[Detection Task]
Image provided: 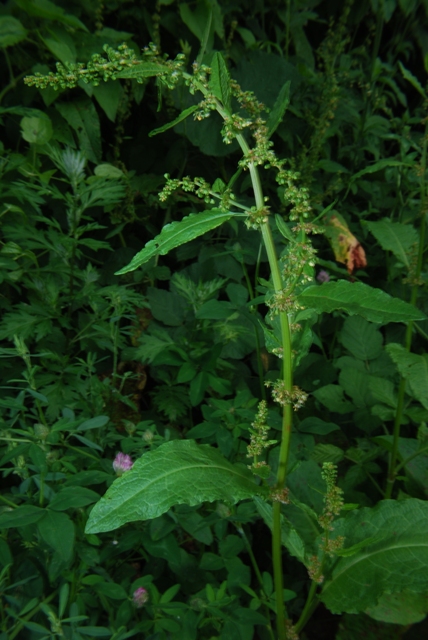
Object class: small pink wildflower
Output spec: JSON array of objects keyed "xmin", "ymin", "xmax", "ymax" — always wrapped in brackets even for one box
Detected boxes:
[
  {"xmin": 113, "ymin": 452, "xmax": 133, "ymax": 476},
  {"xmin": 132, "ymin": 586, "xmax": 149, "ymax": 608},
  {"xmin": 317, "ymin": 270, "xmax": 330, "ymax": 283}
]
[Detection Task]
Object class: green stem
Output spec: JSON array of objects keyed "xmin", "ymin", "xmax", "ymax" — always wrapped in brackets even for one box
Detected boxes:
[
  {"xmin": 385, "ymin": 117, "xmax": 427, "ymax": 498},
  {"xmin": 293, "ymin": 580, "xmax": 319, "ymax": 634},
  {"xmin": 0, "ymin": 494, "xmax": 18, "ymax": 508}
]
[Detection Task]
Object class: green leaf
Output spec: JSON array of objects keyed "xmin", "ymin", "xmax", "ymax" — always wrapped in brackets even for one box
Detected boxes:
[
  {"xmin": 115, "ymin": 209, "xmax": 236, "ymax": 275},
  {"xmin": 37, "ymin": 511, "xmax": 74, "ymax": 562},
  {"xmin": 20, "ymin": 115, "xmax": 53, "ymax": 145},
  {"xmin": 320, "ymin": 499, "xmax": 428, "ymax": 614},
  {"xmin": 115, "ymin": 61, "xmax": 168, "ymax": 80},
  {"xmin": 0, "ymin": 505, "xmax": 45, "ymax": 528},
  {"xmin": 350, "ymin": 159, "xmax": 407, "ymax": 183},
  {"xmin": 94, "ymin": 164, "xmax": 124, "ymax": 178},
  {"xmin": 298, "ymin": 281, "xmax": 425, "ymax": 324},
  {"xmin": 254, "ymin": 497, "xmax": 306, "ymax": 563},
  {"xmin": 313, "ymin": 384, "xmax": 355, "ymax": 414},
  {"xmin": 85, "ymin": 440, "xmax": 261, "ymax": 533},
  {"xmin": 398, "ymin": 61, "xmax": 426, "ymax": 98},
  {"xmin": 365, "ymin": 219, "xmax": 418, "ymax": 269},
  {"xmin": 0, "ymin": 16, "xmax": 27, "ymax": 47},
  {"xmin": 56, "ymin": 99, "xmax": 101, "ymax": 164},
  {"xmin": 149, "ymin": 104, "xmax": 199, "ymax": 137},
  {"xmin": 267, "ymin": 81, "xmax": 290, "ymax": 138},
  {"xmin": 15, "ymin": 0, "xmax": 88, "ymax": 31},
  {"xmin": 210, "ymin": 52, "xmax": 231, "ymax": 111},
  {"xmin": 365, "ymin": 589, "xmax": 428, "ymax": 625},
  {"xmin": 77, "ymin": 415, "xmax": 110, "ymax": 431},
  {"xmin": 386, "ymin": 344, "xmax": 428, "ymax": 409},
  {"xmin": 92, "ymin": 582, "xmax": 128, "ymax": 600},
  {"xmin": 340, "ymin": 316, "xmax": 383, "ymax": 360},
  {"xmin": 49, "ymin": 487, "xmax": 99, "ymax": 511},
  {"xmin": 298, "ymin": 417, "xmax": 340, "ymax": 435},
  {"xmin": 93, "ymin": 81, "xmax": 122, "ymax": 122},
  {"xmin": 310, "ymin": 443, "xmax": 344, "ymax": 464}
]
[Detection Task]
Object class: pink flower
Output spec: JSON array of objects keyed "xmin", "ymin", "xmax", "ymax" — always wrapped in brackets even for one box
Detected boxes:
[
  {"xmin": 317, "ymin": 270, "xmax": 330, "ymax": 283},
  {"xmin": 113, "ymin": 452, "xmax": 133, "ymax": 476},
  {"xmin": 132, "ymin": 586, "xmax": 149, "ymax": 608}
]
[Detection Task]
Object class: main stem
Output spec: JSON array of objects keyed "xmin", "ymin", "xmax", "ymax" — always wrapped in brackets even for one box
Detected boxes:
[
  {"xmin": 185, "ymin": 76, "xmax": 295, "ymax": 639},
  {"xmin": 235, "ymin": 133, "xmax": 293, "ymax": 640}
]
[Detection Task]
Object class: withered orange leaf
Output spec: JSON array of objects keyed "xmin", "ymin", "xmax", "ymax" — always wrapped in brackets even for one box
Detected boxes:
[{"xmin": 324, "ymin": 211, "xmax": 367, "ymax": 274}]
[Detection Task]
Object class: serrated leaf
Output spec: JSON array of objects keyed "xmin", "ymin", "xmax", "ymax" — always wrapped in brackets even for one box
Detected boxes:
[
  {"xmin": 398, "ymin": 61, "xmax": 426, "ymax": 97},
  {"xmin": 114, "ymin": 62, "xmax": 168, "ymax": 80},
  {"xmin": 310, "ymin": 443, "xmax": 344, "ymax": 464},
  {"xmin": 366, "ymin": 218, "xmax": 418, "ymax": 269},
  {"xmin": 340, "ymin": 316, "xmax": 383, "ymax": 360},
  {"xmin": 312, "ymin": 384, "xmax": 355, "ymax": 414},
  {"xmin": 320, "ymin": 499, "xmax": 428, "ymax": 614},
  {"xmin": 350, "ymin": 159, "xmax": 406, "ymax": 183},
  {"xmin": 149, "ymin": 104, "xmax": 200, "ymax": 137},
  {"xmin": 267, "ymin": 80, "xmax": 290, "ymax": 138},
  {"xmin": 0, "ymin": 16, "xmax": 27, "ymax": 47},
  {"xmin": 298, "ymin": 281, "xmax": 426, "ymax": 324},
  {"xmin": 209, "ymin": 52, "xmax": 231, "ymax": 110},
  {"xmin": 115, "ymin": 209, "xmax": 236, "ymax": 275},
  {"xmin": 386, "ymin": 343, "xmax": 428, "ymax": 409},
  {"xmin": 85, "ymin": 440, "xmax": 261, "ymax": 533}
]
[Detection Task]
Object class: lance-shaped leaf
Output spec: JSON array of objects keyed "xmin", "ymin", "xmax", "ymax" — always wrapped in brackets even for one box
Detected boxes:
[
  {"xmin": 298, "ymin": 281, "xmax": 426, "ymax": 324},
  {"xmin": 115, "ymin": 62, "xmax": 168, "ymax": 80},
  {"xmin": 210, "ymin": 52, "xmax": 231, "ymax": 111},
  {"xmin": 267, "ymin": 81, "xmax": 290, "ymax": 139},
  {"xmin": 85, "ymin": 440, "xmax": 262, "ymax": 533},
  {"xmin": 149, "ymin": 104, "xmax": 200, "ymax": 137},
  {"xmin": 320, "ymin": 499, "xmax": 428, "ymax": 614},
  {"xmin": 115, "ymin": 209, "xmax": 236, "ymax": 275},
  {"xmin": 366, "ymin": 218, "xmax": 418, "ymax": 270},
  {"xmin": 386, "ymin": 343, "xmax": 428, "ymax": 409}
]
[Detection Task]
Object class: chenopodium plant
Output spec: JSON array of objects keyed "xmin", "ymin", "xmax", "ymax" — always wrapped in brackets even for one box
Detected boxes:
[{"xmin": 26, "ymin": 44, "xmax": 428, "ymax": 638}]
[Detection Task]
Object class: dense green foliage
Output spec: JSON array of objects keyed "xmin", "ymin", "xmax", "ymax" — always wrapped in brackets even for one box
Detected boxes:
[{"xmin": 1, "ymin": 1, "xmax": 428, "ymax": 639}]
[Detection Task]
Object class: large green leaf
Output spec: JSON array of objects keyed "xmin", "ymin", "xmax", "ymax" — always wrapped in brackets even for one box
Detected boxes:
[
  {"xmin": 115, "ymin": 209, "xmax": 237, "ymax": 275},
  {"xmin": 299, "ymin": 281, "xmax": 425, "ymax": 324},
  {"xmin": 0, "ymin": 16, "xmax": 27, "ymax": 47},
  {"xmin": 386, "ymin": 343, "xmax": 428, "ymax": 409},
  {"xmin": 85, "ymin": 440, "xmax": 261, "ymax": 534},
  {"xmin": 340, "ymin": 316, "xmax": 383, "ymax": 360},
  {"xmin": 320, "ymin": 499, "xmax": 428, "ymax": 614},
  {"xmin": 366, "ymin": 219, "xmax": 418, "ymax": 269}
]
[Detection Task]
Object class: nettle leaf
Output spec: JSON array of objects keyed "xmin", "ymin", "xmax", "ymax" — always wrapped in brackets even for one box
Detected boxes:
[
  {"xmin": 267, "ymin": 80, "xmax": 290, "ymax": 138},
  {"xmin": 365, "ymin": 218, "xmax": 418, "ymax": 269},
  {"xmin": 320, "ymin": 499, "xmax": 428, "ymax": 614},
  {"xmin": 149, "ymin": 104, "xmax": 199, "ymax": 137},
  {"xmin": 299, "ymin": 281, "xmax": 426, "ymax": 324},
  {"xmin": 210, "ymin": 52, "xmax": 231, "ymax": 111},
  {"xmin": 115, "ymin": 61, "xmax": 168, "ymax": 80},
  {"xmin": 386, "ymin": 343, "xmax": 428, "ymax": 409},
  {"xmin": 340, "ymin": 316, "xmax": 383, "ymax": 361},
  {"xmin": 85, "ymin": 440, "xmax": 262, "ymax": 534},
  {"xmin": 115, "ymin": 209, "xmax": 237, "ymax": 275},
  {"xmin": 0, "ymin": 16, "xmax": 27, "ymax": 47}
]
